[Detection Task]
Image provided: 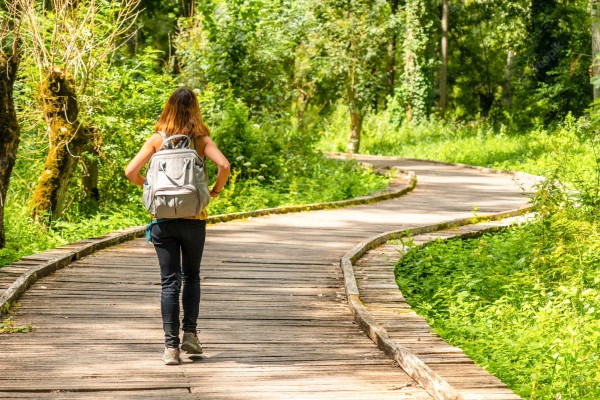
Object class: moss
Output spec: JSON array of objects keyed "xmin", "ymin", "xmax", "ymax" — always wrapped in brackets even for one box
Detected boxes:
[
  {"xmin": 32, "ymin": 67, "xmax": 87, "ymax": 221},
  {"xmin": 40, "ymin": 67, "xmax": 78, "ymax": 121}
]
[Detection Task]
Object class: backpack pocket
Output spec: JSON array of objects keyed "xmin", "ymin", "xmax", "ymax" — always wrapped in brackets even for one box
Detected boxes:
[
  {"xmin": 143, "ymin": 183, "xmax": 155, "ymax": 215},
  {"xmin": 154, "ymin": 187, "xmax": 199, "ymax": 218},
  {"xmin": 193, "ymin": 165, "xmax": 211, "ymax": 214}
]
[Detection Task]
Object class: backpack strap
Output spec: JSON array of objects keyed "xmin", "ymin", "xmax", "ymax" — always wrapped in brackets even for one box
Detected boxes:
[
  {"xmin": 157, "ymin": 131, "xmax": 170, "ymax": 150},
  {"xmin": 190, "ymin": 135, "xmax": 206, "ymax": 161}
]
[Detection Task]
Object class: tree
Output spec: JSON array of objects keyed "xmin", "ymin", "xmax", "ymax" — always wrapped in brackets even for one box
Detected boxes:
[
  {"xmin": 310, "ymin": 0, "xmax": 391, "ymax": 153},
  {"xmin": 394, "ymin": 0, "xmax": 433, "ymax": 123},
  {"xmin": 592, "ymin": 0, "xmax": 600, "ymax": 99},
  {"xmin": 439, "ymin": 0, "xmax": 448, "ymax": 118},
  {"xmin": 19, "ymin": 0, "xmax": 140, "ymax": 221},
  {"xmin": 177, "ymin": 0, "xmax": 300, "ymax": 115},
  {"xmin": 0, "ymin": 0, "xmax": 22, "ymax": 248}
]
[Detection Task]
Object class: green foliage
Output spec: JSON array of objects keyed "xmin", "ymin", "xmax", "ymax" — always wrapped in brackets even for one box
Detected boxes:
[
  {"xmin": 176, "ymin": 0, "xmax": 301, "ymax": 114},
  {"xmin": 320, "ymin": 105, "xmax": 594, "ymax": 180},
  {"xmin": 196, "ymin": 87, "xmax": 389, "ymax": 214},
  {"xmin": 0, "ymin": 317, "xmax": 34, "ymax": 334},
  {"xmin": 396, "ymin": 218, "xmax": 600, "ymax": 399},
  {"xmin": 386, "ymin": 112, "xmax": 600, "ymax": 398},
  {"xmin": 134, "ymin": 0, "xmax": 192, "ymax": 57},
  {"xmin": 309, "ymin": 0, "xmax": 392, "ymax": 110}
]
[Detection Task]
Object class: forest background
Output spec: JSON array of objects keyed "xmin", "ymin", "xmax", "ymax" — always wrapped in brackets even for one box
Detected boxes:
[{"xmin": 0, "ymin": 0, "xmax": 599, "ymax": 399}]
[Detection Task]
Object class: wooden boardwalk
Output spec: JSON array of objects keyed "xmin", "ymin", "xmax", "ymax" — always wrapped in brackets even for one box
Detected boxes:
[
  {"xmin": 355, "ymin": 215, "xmax": 534, "ymax": 400},
  {"xmin": 0, "ymin": 157, "xmax": 535, "ymax": 399}
]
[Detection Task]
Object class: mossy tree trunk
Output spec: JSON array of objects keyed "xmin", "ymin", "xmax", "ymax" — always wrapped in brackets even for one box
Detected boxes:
[
  {"xmin": 0, "ymin": 52, "xmax": 20, "ymax": 249},
  {"xmin": 31, "ymin": 67, "xmax": 88, "ymax": 222}
]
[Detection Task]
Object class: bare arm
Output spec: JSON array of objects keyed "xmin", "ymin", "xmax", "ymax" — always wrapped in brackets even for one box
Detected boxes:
[
  {"xmin": 124, "ymin": 135, "xmax": 160, "ymax": 186},
  {"xmin": 203, "ymin": 137, "xmax": 230, "ymax": 198}
]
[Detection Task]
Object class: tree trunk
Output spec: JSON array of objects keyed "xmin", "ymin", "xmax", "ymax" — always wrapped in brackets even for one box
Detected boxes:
[
  {"xmin": 82, "ymin": 140, "xmax": 100, "ymax": 204},
  {"xmin": 504, "ymin": 49, "xmax": 515, "ymax": 106},
  {"xmin": 405, "ymin": 47, "xmax": 415, "ymax": 122},
  {"xmin": 439, "ymin": 0, "xmax": 448, "ymax": 118},
  {"xmin": 296, "ymin": 88, "xmax": 311, "ymax": 132},
  {"xmin": 31, "ymin": 67, "xmax": 87, "ymax": 222},
  {"xmin": 592, "ymin": 0, "xmax": 600, "ymax": 99},
  {"xmin": 386, "ymin": 0, "xmax": 400, "ymax": 99},
  {"xmin": 0, "ymin": 52, "xmax": 20, "ymax": 249},
  {"xmin": 345, "ymin": 61, "xmax": 362, "ymax": 154},
  {"xmin": 347, "ymin": 109, "xmax": 362, "ymax": 154}
]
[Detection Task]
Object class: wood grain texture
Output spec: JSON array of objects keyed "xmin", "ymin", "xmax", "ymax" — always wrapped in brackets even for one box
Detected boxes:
[{"xmin": 0, "ymin": 157, "xmax": 536, "ymax": 399}]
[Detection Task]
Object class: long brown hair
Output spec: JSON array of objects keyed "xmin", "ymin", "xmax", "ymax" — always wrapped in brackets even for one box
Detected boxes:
[{"xmin": 155, "ymin": 88, "xmax": 210, "ymax": 137}]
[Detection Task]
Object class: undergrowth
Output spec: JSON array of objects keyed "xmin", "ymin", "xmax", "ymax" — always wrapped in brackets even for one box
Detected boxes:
[
  {"xmin": 318, "ymin": 104, "xmax": 591, "ymax": 181},
  {"xmin": 370, "ymin": 109, "xmax": 600, "ymax": 399},
  {"xmin": 396, "ymin": 215, "xmax": 600, "ymax": 399}
]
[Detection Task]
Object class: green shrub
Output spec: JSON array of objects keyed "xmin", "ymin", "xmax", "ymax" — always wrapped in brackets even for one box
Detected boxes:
[
  {"xmin": 396, "ymin": 215, "xmax": 600, "ymax": 399},
  {"xmin": 1, "ymin": 52, "xmax": 388, "ymax": 268}
]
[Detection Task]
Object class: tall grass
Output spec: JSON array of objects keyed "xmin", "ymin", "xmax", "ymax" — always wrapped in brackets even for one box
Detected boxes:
[{"xmin": 318, "ymin": 104, "xmax": 594, "ymax": 181}]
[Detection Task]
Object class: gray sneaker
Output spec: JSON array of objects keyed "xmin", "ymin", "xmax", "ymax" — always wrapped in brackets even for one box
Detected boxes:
[
  {"xmin": 162, "ymin": 347, "xmax": 181, "ymax": 365},
  {"xmin": 181, "ymin": 331, "xmax": 203, "ymax": 354}
]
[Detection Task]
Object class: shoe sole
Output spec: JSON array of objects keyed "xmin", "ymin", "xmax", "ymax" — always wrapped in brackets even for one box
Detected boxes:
[
  {"xmin": 163, "ymin": 357, "xmax": 181, "ymax": 365},
  {"xmin": 181, "ymin": 343, "xmax": 203, "ymax": 354}
]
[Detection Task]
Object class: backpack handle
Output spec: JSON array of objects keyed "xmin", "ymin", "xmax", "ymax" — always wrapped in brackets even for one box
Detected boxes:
[
  {"xmin": 157, "ymin": 132, "xmax": 191, "ymax": 150},
  {"xmin": 158, "ymin": 158, "xmax": 191, "ymax": 185}
]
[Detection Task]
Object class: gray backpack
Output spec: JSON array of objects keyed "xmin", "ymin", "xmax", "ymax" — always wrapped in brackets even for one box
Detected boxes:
[{"xmin": 143, "ymin": 132, "xmax": 210, "ymax": 218}]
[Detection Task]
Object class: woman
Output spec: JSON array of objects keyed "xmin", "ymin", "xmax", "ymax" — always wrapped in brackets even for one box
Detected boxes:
[{"xmin": 125, "ymin": 88, "xmax": 230, "ymax": 365}]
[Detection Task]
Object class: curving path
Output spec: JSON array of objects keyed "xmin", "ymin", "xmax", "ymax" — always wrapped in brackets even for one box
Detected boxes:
[{"xmin": 0, "ymin": 157, "xmax": 536, "ymax": 399}]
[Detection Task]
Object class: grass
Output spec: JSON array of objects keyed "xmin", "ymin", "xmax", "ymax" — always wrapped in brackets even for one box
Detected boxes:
[
  {"xmin": 0, "ymin": 316, "xmax": 34, "ymax": 334},
  {"xmin": 318, "ymin": 106, "xmax": 594, "ymax": 181}
]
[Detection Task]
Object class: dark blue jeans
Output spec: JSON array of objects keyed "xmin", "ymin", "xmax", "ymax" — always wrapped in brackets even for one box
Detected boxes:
[{"xmin": 151, "ymin": 219, "xmax": 206, "ymax": 348}]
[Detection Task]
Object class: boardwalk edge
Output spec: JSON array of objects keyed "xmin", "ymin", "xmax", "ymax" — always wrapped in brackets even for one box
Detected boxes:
[
  {"xmin": 340, "ymin": 206, "xmax": 535, "ymax": 400},
  {"xmin": 0, "ymin": 163, "xmax": 416, "ymax": 317}
]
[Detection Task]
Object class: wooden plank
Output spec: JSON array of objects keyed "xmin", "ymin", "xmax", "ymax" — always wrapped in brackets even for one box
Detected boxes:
[
  {"xmin": 0, "ymin": 157, "xmax": 536, "ymax": 399},
  {"xmin": 354, "ymin": 218, "xmax": 526, "ymax": 399}
]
